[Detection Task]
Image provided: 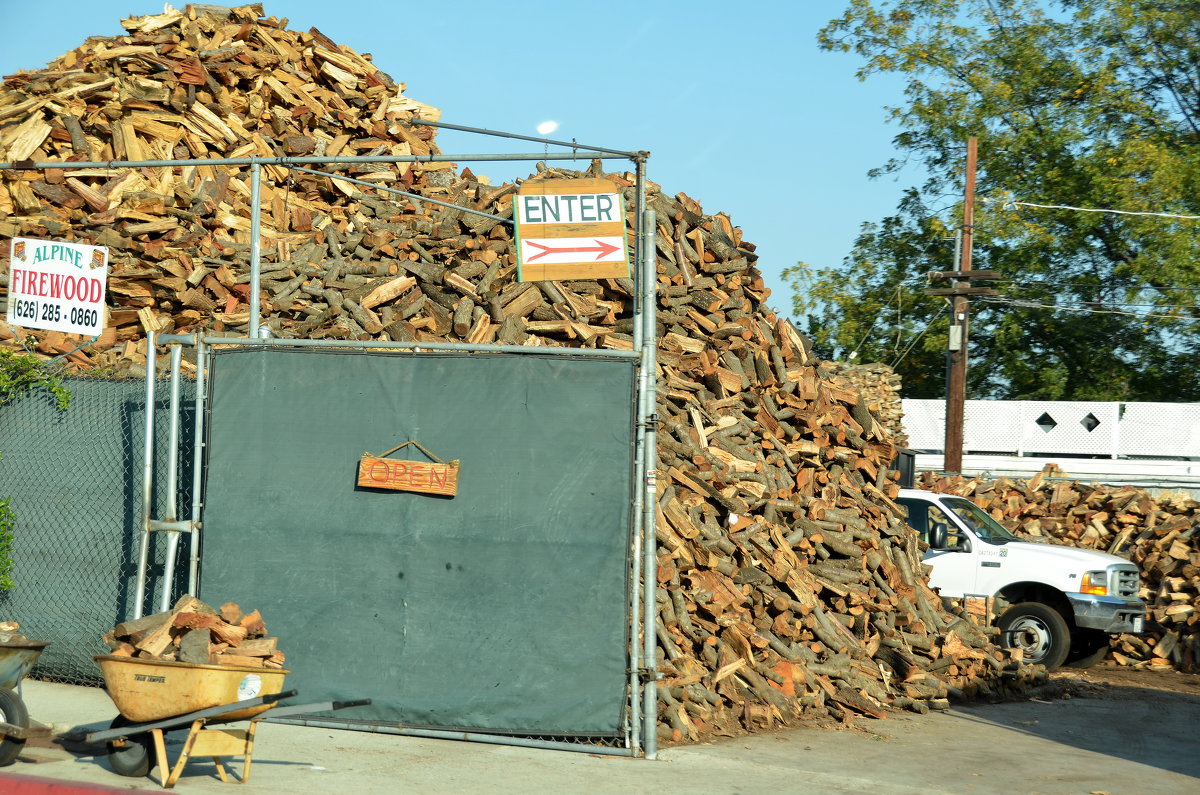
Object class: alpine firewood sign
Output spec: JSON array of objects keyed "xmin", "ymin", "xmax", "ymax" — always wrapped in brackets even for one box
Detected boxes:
[
  {"xmin": 514, "ymin": 178, "xmax": 630, "ymax": 282},
  {"xmin": 5, "ymin": 236, "xmax": 109, "ymax": 336}
]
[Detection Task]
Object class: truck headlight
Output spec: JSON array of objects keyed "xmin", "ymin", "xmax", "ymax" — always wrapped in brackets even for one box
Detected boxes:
[{"xmin": 1081, "ymin": 570, "xmax": 1108, "ymax": 596}]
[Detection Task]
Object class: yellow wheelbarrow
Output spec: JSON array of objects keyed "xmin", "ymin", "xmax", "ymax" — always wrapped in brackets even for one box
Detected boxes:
[
  {"xmin": 0, "ymin": 639, "xmax": 51, "ymax": 766},
  {"xmin": 86, "ymin": 655, "xmax": 368, "ymax": 788}
]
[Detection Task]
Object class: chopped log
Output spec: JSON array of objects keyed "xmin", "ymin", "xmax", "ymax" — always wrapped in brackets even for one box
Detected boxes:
[
  {"xmin": 105, "ymin": 594, "xmax": 283, "ymax": 671},
  {"xmin": 219, "ymin": 601, "xmax": 244, "ymax": 625},
  {"xmin": 178, "ymin": 629, "xmax": 213, "ymax": 664}
]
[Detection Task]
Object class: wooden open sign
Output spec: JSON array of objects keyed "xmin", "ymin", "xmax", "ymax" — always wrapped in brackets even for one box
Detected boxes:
[{"xmin": 357, "ymin": 441, "xmax": 459, "ymax": 497}]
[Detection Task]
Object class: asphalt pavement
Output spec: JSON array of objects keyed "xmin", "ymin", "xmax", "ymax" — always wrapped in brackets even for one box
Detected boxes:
[{"xmin": 1, "ymin": 679, "xmax": 1196, "ymax": 794}]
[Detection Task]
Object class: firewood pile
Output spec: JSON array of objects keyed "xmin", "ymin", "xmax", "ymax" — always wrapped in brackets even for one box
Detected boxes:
[
  {"xmin": 0, "ymin": 5, "xmax": 1053, "ymax": 741},
  {"xmin": 649, "ymin": 332, "xmax": 1056, "ymax": 741},
  {"xmin": 0, "ymin": 3, "xmax": 444, "ymax": 366},
  {"xmin": 827, "ymin": 362, "xmax": 907, "ymax": 448},
  {"xmin": 102, "ymin": 594, "xmax": 284, "ymax": 668},
  {"xmin": 918, "ymin": 470, "xmax": 1200, "ymax": 673}
]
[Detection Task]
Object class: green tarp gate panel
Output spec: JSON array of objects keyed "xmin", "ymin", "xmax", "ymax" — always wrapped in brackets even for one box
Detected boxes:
[{"xmin": 200, "ymin": 347, "xmax": 636, "ymax": 736}]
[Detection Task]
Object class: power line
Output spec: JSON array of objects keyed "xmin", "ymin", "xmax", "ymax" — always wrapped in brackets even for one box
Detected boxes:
[
  {"xmin": 888, "ymin": 307, "xmax": 947, "ymax": 369},
  {"xmin": 1045, "ymin": 301, "xmax": 1199, "ymax": 309},
  {"xmin": 989, "ymin": 198, "xmax": 1200, "ymax": 221},
  {"xmin": 1016, "ymin": 281, "xmax": 1200, "ymax": 291},
  {"xmin": 847, "ymin": 314, "xmax": 882, "ymax": 360},
  {"xmin": 980, "ymin": 296, "xmax": 1194, "ymax": 321}
]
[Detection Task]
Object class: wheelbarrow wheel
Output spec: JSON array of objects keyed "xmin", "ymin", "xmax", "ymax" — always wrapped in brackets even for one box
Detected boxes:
[
  {"xmin": 0, "ymin": 688, "xmax": 29, "ymax": 766},
  {"xmin": 105, "ymin": 715, "xmax": 156, "ymax": 778}
]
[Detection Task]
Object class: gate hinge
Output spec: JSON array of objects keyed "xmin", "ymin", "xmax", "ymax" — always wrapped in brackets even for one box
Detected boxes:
[
  {"xmin": 641, "ymin": 413, "xmax": 660, "ymax": 431},
  {"xmin": 631, "ymin": 667, "xmax": 660, "ymax": 682}
]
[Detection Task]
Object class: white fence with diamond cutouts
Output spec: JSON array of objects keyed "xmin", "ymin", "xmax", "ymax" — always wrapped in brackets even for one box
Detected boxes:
[{"xmin": 902, "ymin": 400, "xmax": 1200, "ymax": 460}]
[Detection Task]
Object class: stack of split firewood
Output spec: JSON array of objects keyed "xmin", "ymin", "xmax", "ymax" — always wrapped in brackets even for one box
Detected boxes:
[
  {"xmin": 827, "ymin": 362, "xmax": 907, "ymax": 448},
  {"xmin": 649, "ymin": 335, "xmax": 1051, "ymax": 741},
  {"xmin": 919, "ymin": 470, "xmax": 1200, "ymax": 673},
  {"xmin": 0, "ymin": 5, "xmax": 1053, "ymax": 742},
  {"xmin": 0, "ymin": 3, "xmax": 443, "ymax": 366},
  {"xmin": 102, "ymin": 594, "xmax": 284, "ymax": 669}
]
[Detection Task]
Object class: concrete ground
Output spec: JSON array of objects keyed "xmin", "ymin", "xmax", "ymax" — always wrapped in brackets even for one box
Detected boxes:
[{"xmin": 1, "ymin": 676, "xmax": 1197, "ymax": 794}]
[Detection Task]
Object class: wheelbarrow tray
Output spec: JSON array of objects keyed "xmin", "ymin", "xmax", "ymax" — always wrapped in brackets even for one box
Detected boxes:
[
  {"xmin": 0, "ymin": 641, "xmax": 50, "ymax": 691},
  {"xmin": 95, "ymin": 655, "xmax": 290, "ymax": 723}
]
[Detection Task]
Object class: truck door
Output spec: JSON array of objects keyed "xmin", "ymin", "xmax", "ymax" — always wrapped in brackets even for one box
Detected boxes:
[
  {"xmin": 936, "ymin": 495, "xmax": 1023, "ymax": 598},
  {"xmin": 898, "ymin": 497, "xmax": 978, "ymax": 597}
]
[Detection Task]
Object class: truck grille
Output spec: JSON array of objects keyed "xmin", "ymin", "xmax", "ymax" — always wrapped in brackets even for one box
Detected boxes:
[{"xmin": 1111, "ymin": 566, "xmax": 1140, "ymax": 600}]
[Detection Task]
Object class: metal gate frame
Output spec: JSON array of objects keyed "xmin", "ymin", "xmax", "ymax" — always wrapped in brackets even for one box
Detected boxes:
[
  {"xmin": 5, "ymin": 125, "xmax": 664, "ymax": 757},
  {"xmin": 151, "ymin": 334, "xmax": 640, "ymax": 751}
]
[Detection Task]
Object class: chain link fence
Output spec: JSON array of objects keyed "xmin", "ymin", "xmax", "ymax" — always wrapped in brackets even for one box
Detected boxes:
[{"xmin": 0, "ymin": 373, "xmax": 194, "ymax": 685}]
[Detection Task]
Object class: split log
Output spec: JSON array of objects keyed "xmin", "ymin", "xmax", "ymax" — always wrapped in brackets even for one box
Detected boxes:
[{"xmin": 105, "ymin": 594, "xmax": 283, "ymax": 667}]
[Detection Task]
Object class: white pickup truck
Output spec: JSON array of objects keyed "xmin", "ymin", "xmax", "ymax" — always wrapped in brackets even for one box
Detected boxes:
[{"xmin": 895, "ymin": 488, "xmax": 1145, "ymax": 670}]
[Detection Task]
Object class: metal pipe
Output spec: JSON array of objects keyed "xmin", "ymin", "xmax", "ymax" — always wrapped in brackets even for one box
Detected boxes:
[
  {"xmin": 249, "ymin": 163, "xmax": 262, "ymax": 338},
  {"xmin": 632, "ymin": 162, "xmax": 647, "ymax": 351},
  {"xmin": 627, "ymin": 156, "xmax": 648, "ymax": 754},
  {"xmin": 184, "ymin": 336, "xmax": 638, "ymax": 359},
  {"xmin": 0, "ymin": 153, "xmax": 629, "ymax": 171},
  {"xmin": 266, "ymin": 718, "xmax": 635, "ymax": 756},
  {"xmin": 409, "ymin": 119, "xmax": 643, "ymax": 159},
  {"xmin": 159, "ymin": 344, "xmax": 184, "ymax": 612},
  {"xmin": 290, "ymin": 166, "xmax": 512, "ymax": 224},
  {"xmin": 639, "ymin": 208, "xmax": 659, "ymax": 759},
  {"xmin": 165, "ymin": 345, "xmax": 182, "ymax": 523},
  {"xmin": 133, "ymin": 332, "xmax": 158, "ymax": 620},
  {"xmin": 188, "ymin": 339, "xmax": 207, "ymax": 595}
]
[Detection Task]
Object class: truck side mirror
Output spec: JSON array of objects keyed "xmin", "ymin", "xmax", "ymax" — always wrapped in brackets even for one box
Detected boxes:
[{"xmin": 929, "ymin": 522, "xmax": 949, "ymax": 549}]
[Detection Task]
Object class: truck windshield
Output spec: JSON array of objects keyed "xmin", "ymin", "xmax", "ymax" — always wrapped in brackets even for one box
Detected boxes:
[{"xmin": 942, "ymin": 496, "xmax": 1021, "ymax": 544}]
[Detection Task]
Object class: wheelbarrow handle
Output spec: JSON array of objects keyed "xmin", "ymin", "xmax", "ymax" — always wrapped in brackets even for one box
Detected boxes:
[
  {"xmin": 82, "ymin": 689, "xmax": 299, "ymax": 743},
  {"xmin": 252, "ymin": 697, "xmax": 372, "ymax": 721}
]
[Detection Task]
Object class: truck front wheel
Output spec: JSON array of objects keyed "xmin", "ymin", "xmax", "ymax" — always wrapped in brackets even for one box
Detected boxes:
[{"xmin": 997, "ymin": 602, "xmax": 1071, "ymax": 670}]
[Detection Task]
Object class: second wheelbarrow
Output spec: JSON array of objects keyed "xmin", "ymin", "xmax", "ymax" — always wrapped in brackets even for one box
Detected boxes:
[{"xmin": 0, "ymin": 639, "xmax": 52, "ymax": 766}]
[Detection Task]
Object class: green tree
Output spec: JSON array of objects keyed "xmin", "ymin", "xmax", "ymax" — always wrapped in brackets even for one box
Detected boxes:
[{"xmin": 792, "ymin": 0, "xmax": 1200, "ymax": 400}]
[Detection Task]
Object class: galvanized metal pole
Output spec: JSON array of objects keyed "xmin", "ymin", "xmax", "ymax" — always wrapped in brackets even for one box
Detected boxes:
[
  {"xmin": 0, "ymin": 153, "xmax": 629, "ymax": 171},
  {"xmin": 133, "ymin": 333, "xmax": 158, "ymax": 620},
  {"xmin": 188, "ymin": 339, "xmax": 207, "ymax": 595},
  {"xmin": 249, "ymin": 162, "xmax": 262, "ymax": 338},
  {"xmin": 633, "ymin": 163, "xmax": 647, "ymax": 351},
  {"xmin": 409, "ymin": 119, "xmax": 642, "ymax": 159},
  {"xmin": 640, "ymin": 208, "xmax": 659, "ymax": 759},
  {"xmin": 628, "ymin": 156, "xmax": 648, "ymax": 754},
  {"xmin": 159, "ymin": 344, "xmax": 184, "ymax": 612},
  {"xmin": 166, "ymin": 335, "xmax": 638, "ymax": 359},
  {"xmin": 269, "ymin": 718, "xmax": 637, "ymax": 756}
]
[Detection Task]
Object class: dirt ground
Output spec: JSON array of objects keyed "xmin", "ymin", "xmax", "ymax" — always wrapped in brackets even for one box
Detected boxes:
[{"xmin": 1051, "ymin": 663, "xmax": 1200, "ymax": 699}]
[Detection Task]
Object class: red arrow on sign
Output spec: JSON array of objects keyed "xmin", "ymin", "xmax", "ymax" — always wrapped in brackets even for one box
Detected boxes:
[{"xmin": 524, "ymin": 239, "xmax": 620, "ymax": 262}]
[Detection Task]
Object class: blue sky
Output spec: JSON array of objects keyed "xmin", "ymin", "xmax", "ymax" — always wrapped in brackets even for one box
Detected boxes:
[{"xmin": 0, "ymin": 1, "xmax": 918, "ymax": 321}]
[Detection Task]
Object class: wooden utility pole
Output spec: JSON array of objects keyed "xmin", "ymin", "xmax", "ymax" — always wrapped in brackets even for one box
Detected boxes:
[
  {"xmin": 925, "ymin": 138, "xmax": 1006, "ymax": 475},
  {"xmin": 923, "ymin": 138, "xmax": 1003, "ymax": 475},
  {"xmin": 945, "ymin": 138, "xmax": 976, "ymax": 474}
]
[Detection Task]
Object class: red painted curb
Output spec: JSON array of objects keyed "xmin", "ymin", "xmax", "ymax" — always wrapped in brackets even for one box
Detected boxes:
[{"xmin": 0, "ymin": 771, "xmax": 167, "ymax": 793}]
